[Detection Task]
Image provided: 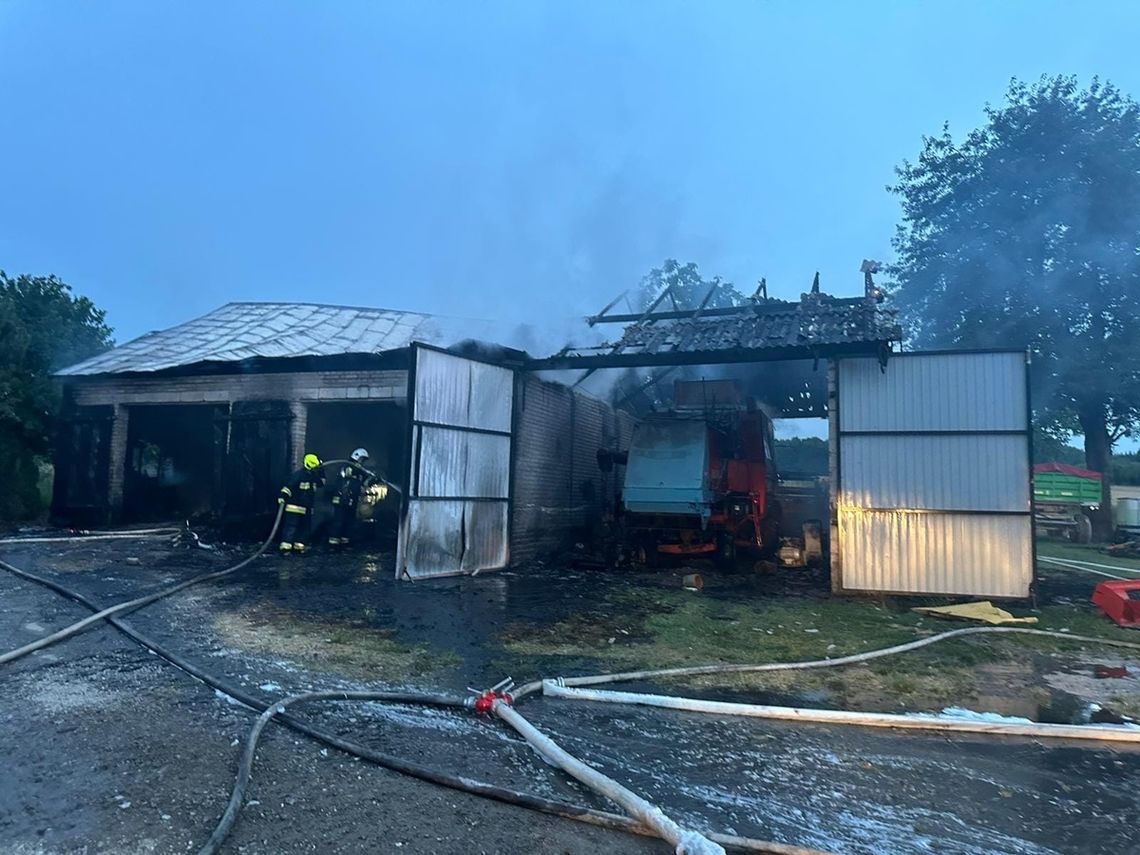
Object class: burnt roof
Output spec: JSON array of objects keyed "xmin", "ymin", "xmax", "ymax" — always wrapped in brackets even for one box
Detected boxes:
[{"xmin": 528, "ymin": 291, "xmax": 902, "ymax": 370}]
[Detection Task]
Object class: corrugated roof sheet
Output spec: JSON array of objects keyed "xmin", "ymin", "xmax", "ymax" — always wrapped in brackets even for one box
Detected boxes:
[
  {"xmin": 608, "ymin": 294, "xmax": 900, "ymax": 356},
  {"xmin": 58, "ymin": 302, "xmax": 504, "ymax": 376}
]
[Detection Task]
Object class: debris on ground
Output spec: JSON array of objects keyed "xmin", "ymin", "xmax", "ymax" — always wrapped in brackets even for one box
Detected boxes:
[
  {"xmin": 1094, "ymin": 665, "xmax": 1129, "ymax": 679},
  {"xmin": 1091, "ymin": 579, "xmax": 1140, "ymax": 628},
  {"xmin": 1104, "ymin": 540, "xmax": 1140, "ymax": 557},
  {"xmin": 911, "ymin": 601, "xmax": 1038, "ymax": 626}
]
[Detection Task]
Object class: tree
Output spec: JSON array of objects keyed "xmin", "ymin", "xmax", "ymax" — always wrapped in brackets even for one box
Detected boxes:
[
  {"xmin": 612, "ymin": 260, "xmax": 746, "ymax": 412},
  {"xmin": 889, "ymin": 76, "xmax": 1140, "ymax": 536},
  {"xmin": 0, "ymin": 273, "xmax": 113, "ymax": 519},
  {"xmin": 633, "ymin": 259, "xmax": 746, "ymax": 312}
]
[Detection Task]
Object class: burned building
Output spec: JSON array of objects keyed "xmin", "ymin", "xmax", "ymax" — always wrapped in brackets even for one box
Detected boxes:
[
  {"xmin": 535, "ymin": 281, "xmax": 1036, "ymax": 600},
  {"xmin": 53, "ymin": 285, "xmax": 1036, "ymax": 600},
  {"xmin": 52, "ymin": 302, "xmax": 631, "ymax": 577}
]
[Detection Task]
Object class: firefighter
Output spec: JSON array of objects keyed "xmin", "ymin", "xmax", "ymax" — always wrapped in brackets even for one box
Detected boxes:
[
  {"xmin": 278, "ymin": 453, "xmax": 325, "ymax": 554},
  {"xmin": 328, "ymin": 447, "xmax": 374, "ymax": 547}
]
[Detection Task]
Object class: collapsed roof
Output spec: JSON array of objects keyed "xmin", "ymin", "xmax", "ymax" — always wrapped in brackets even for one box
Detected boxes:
[{"xmin": 530, "ymin": 289, "xmax": 903, "ymax": 370}]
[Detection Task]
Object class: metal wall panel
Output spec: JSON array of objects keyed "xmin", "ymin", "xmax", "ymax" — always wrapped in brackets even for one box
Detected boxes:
[
  {"xmin": 399, "ymin": 346, "xmax": 514, "ymax": 579},
  {"xmin": 413, "ymin": 348, "xmax": 512, "ymax": 432},
  {"xmin": 416, "ymin": 427, "xmax": 511, "ymax": 499},
  {"xmin": 840, "ymin": 434, "xmax": 1030, "ymax": 511},
  {"xmin": 836, "ymin": 351, "xmax": 1032, "ymax": 598},
  {"xmin": 840, "ymin": 351, "xmax": 1027, "ymax": 432},
  {"xmin": 461, "ymin": 502, "xmax": 509, "ymax": 572},
  {"xmin": 839, "ymin": 510, "xmax": 1032, "ymax": 598}
]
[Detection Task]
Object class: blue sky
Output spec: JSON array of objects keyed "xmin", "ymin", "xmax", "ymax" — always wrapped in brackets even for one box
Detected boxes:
[{"xmin": 2, "ymin": 1, "xmax": 1138, "ymax": 350}]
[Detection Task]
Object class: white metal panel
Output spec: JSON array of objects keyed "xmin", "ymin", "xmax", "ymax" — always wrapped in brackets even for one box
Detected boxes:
[
  {"xmin": 840, "ymin": 434, "xmax": 1030, "ymax": 511},
  {"xmin": 399, "ymin": 346, "xmax": 514, "ymax": 579},
  {"xmin": 836, "ymin": 351, "xmax": 1032, "ymax": 598},
  {"xmin": 417, "ymin": 426, "xmax": 467, "ymax": 497},
  {"xmin": 416, "ymin": 427, "xmax": 510, "ymax": 499},
  {"xmin": 468, "ymin": 361, "xmax": 514, "ymax": 433},
  {"xmin": 839, "ymin": 352, "xmax": 1026, "ymax": 432},
  {"xmin": 460, "ymin": 502, "xmax": 510, "ymax": 572},
  {"xmin": 462, "ymin": 431, "xmax": 511, "ymax": 498},
  {"xmin": 413, "ymin": 348, "xmax": 512, "ymax": 432},
  {"xmin": 839, "ymin": 510, "xmax": 1032, "ymax": 597},
  {"xmin": 404, "ymin": 501, "xmax": 465, "ymax": 576}
]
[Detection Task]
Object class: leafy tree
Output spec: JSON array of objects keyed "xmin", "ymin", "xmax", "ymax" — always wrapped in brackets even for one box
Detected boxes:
[
  {"xmin": 1032, "ymin": 429, "xmax": 1085, "ymax": 466},
  {"xmin": 633, "ymin": 258, "xmax": 746, "ymax": 312},
  {"xmin": 610, "ymin": 260, "xmax": 747, "ymax": 412},
  {"xmin": 0, "ymin": 273, "xmax": 113, "ymax": 519},
  {"xmin": 889, "ymin": 76, "xmax": 1140, "ymax": 536}
]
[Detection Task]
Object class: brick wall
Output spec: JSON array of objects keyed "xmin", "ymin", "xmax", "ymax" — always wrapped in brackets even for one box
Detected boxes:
[
  {"xmin": 510, "ymin": 375, "xmax": 632, "ymax": 563},
  {"xmin": 70, "ymin": 369, "xmax": 408, "ymax": 407}
]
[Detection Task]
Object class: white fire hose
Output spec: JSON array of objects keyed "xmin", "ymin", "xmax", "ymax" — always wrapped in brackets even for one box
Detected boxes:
[
  {"xmin": 541, "ymin": 680, "xmax": 1140, "ymax": 744},
  {"xmin": 492, "ymin": 699, "xmax": 726, "ymax": 855}
]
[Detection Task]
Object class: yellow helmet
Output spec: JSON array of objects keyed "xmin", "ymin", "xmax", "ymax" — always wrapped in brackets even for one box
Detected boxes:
[{"xmin": 303, "ymin": 453, "xmax": 321, "ymax": 471}]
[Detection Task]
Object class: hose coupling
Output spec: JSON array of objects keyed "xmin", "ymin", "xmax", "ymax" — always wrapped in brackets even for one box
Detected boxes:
[{"xmin": 467, "ymin": 677, "xmax": 515, "ymax": 713}]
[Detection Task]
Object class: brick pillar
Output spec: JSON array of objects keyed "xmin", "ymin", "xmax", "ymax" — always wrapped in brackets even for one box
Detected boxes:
[
  {"xmin": 107, "ymin": 404, "xmax": 130, "ymax": 523},
  {"xmin": 289, "ymin": 401, "xmax": 308, "ymax": 469}
]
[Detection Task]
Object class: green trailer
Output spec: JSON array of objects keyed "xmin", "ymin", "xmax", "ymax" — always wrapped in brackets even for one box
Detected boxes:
[{"xmin": 1033, "ymin": 462, "xmax": 1102, "ymax": 543}]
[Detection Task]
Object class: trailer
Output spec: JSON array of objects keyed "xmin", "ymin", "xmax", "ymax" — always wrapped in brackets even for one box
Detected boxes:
[{"xmin": 1033, "ymin": 462, "xmax": 1100, "ymax": 543}]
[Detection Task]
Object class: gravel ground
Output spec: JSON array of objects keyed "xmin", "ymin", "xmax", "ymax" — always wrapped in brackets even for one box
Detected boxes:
[
  {"xmin": 0, "ymin": 542, "xmax": 661, "ymax": 855},
  {"xmin": 3, "ymin": 537, "xmax": 1140, "ymax": 855}
]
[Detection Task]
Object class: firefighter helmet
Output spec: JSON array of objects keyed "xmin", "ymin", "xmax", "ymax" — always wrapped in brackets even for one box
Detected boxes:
[
  {"xmin": 303, "ymin": 453, "xmax": 321, "ymax": 470},
  {"xmin": 351, "ymin": 447, "xmax": 370, "ymax": 463}
]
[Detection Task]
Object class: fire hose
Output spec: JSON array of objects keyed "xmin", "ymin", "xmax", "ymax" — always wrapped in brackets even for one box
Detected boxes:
[
  {"xmin": 511, "ymin": 624, "xmax": 1140, "ymax": 701},
  {"xmin": 0, "ymin": 458, "xmax": 391, "ymax": 668},
  {"xmin": 5, "ymin": 508, "xmax": 1140, "ymax": 851},
  {"xmin": 0, "ymin": 557, "xmax": 819, "ymax": 855},
  {"xmin": 0, "ymin": 505, "xmax": 285, "ymax": 667}
]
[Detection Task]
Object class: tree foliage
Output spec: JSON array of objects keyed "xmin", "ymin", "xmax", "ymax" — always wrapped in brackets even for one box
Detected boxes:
[
  {"xmin": 888, "ymin": 77, "xmax": 1140, "ymax": 529},
  {"xmin": 611, "ymin": 260, "xmax": 746, "ymax": 413},
  {"xmin": 633, "ymin": 258, "xmax": 746, "ymax": 312},
  {"xmin": 0, "ymin": 272, "xmax": 113, "ymax": 519}
]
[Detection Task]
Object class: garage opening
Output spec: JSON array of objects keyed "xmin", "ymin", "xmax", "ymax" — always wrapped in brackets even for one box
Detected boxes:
[
  {"xmin": 604, "ymin": 360, "xmax": 831, "ymax": 570},
  {"xmin": 123, "ymin": 404, "xmax": 225, "ymax": 523},
  {"xmin": 304, "ymin": 401, "xmax": 407, "ymax": 547}
]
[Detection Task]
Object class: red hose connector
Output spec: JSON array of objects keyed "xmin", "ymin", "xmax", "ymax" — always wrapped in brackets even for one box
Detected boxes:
[
  {"xmin": 468, "ymin": 678, "xmax": 515, "ymax": 714},
  {"xmin": 473, "ymin": 690, "xmax": 513, "ymax": 714}
]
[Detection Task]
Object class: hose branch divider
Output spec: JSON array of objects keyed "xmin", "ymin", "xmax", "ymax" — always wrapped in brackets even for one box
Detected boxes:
[
  {"xmin": 490, "ymin": 698, "xmax": 726, "ymax": 855},
  {"xmin": 541, "ymin": 680, "xmax": 1140, "ymax": 744},
  {"xmin": 0, "ymin": 558, "xmax": 819, "ymax": 855},
  {"xmin": 0, "ymin": 505, "xmax": 285, "ymax": 667}
]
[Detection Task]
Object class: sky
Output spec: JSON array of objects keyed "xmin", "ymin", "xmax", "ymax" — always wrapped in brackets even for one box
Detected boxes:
[{"xmin": 2, "ymin": 1, "xmax": 1139, "ymax": 352}]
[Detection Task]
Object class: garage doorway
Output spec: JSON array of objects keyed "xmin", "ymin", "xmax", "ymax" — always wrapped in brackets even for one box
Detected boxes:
[
  {"xmin": 304, "ymin": 401, "xmax": 407, "ymax": 547},
  {"xmin": 123, "ymin": 404, "xmax": 225, "ymax": 523}
]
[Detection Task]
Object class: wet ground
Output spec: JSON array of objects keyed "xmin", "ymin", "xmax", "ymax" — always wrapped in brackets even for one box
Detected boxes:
[{"xmin": 2, "ymin": 535, "xmax": 1140, "ymax": 854}]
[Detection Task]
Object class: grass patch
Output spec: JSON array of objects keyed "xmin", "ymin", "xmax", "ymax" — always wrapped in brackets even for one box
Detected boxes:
[
  {"xmin": 215, "ymin": 606, "xmax": 460, "ymax": 681},
  {"xmin": 499, "ymin": 587, "xmax": 1140, "ymax": 714}
]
